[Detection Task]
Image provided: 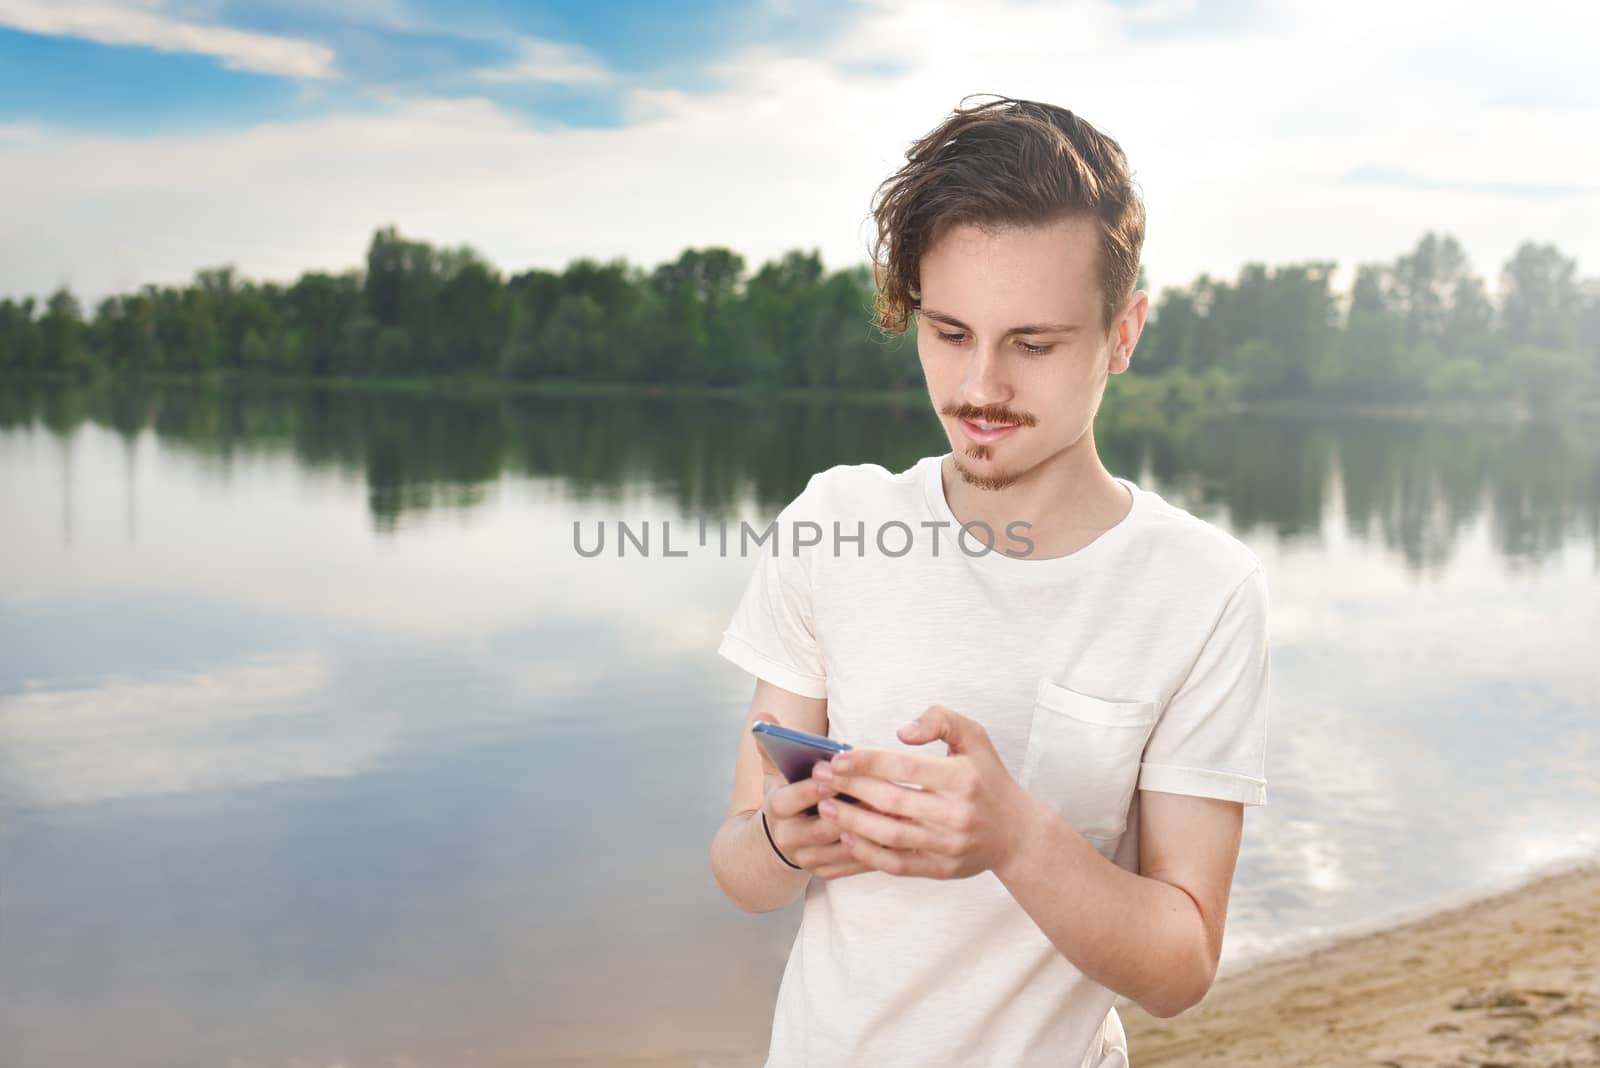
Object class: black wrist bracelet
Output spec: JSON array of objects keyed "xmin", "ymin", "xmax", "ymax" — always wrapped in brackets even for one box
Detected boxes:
[{"xmin": 761, "ymin": 810, "xmax": 803, "ymax": 870}]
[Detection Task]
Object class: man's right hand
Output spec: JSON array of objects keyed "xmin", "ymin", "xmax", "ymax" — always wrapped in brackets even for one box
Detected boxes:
[{"xmin": 754, "ymin": 713, "xmax": 875, "ymax": 882}]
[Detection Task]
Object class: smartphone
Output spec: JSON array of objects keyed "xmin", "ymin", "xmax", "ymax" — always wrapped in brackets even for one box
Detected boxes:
[{"xmin": 751, "ymin": 721, "xmax": 862, "ymax": 817}]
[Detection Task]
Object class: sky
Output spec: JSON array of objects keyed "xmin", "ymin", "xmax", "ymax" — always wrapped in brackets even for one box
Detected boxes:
[{"xmin": 1, "ymin": 0, "xmax": 1597, "ymax": 306}]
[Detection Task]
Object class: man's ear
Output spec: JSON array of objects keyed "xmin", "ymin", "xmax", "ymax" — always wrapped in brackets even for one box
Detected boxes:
[{"xmin": 1109, "ymin": 290, "xmax": 1150, "ymax": 375}]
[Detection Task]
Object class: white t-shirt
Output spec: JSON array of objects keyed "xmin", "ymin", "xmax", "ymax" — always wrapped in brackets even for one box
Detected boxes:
[{"xmin": 717, "ymin": 452, "xmax": 1270, "ymax": 1068}]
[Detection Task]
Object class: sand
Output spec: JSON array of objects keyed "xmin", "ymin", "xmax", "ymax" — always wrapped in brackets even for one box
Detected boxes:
[{"xmin": 1117, "ymin": 858, "xmax": 1600, "ymax": 1067}]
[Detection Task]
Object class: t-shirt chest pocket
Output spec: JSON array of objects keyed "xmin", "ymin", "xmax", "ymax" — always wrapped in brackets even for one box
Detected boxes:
[{"xmin": 1018, "ymin": 680, "xmax": 1162, "ymax": 845}]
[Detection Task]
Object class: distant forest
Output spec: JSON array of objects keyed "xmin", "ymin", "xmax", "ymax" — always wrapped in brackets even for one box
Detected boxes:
[{"xmin": 2, "ymin": 227, "xmax": 1597, "ymax": 415}]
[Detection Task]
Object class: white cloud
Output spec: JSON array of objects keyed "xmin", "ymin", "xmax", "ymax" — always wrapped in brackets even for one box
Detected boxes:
[
  {"xmin": 2, "ymin": 0, "xmax": 1598, "ymax": 303},
  {"xmin": 476, "ymin": 36, "xmax": 612, "ymax": 87},
  {"xmin": 0, "ymin": 0, "xmax": 336, "ymax": 79}
]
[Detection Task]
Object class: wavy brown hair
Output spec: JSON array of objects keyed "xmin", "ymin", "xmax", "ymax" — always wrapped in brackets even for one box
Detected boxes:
[{"xmin": 868, "ymin": 94, "xmax": 1145, "ymax": 337}]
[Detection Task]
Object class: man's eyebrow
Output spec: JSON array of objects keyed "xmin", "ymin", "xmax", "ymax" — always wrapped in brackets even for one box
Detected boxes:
[{"xmin": 919, "ymin": 308, "xmax": 1081, "ymax": 335}]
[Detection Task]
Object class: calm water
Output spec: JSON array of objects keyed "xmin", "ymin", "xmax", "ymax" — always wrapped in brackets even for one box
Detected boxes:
[{"xmin": 1, "ymin": 380, "xmax": 1596, "ymax": 1068}]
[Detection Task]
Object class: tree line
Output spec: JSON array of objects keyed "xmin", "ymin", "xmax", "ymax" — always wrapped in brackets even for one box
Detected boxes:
[
  {"xmin": 2, "ymin": 226, "xmax": 1597, "ymax": 413},
  {"xmin": 1135, "ymin": 234, "xmax": 1600, "ymax": 414}
]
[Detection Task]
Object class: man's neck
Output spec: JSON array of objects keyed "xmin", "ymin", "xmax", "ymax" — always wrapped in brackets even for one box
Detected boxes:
[{"xmin": 940, "ymin": 436, "xmax": 1131, "ymax": 561}]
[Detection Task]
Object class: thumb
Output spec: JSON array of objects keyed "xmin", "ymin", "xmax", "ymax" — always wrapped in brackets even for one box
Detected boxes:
[{"xmin": 898, "ymin": 704, "xmax": 981, "ymax": 754}]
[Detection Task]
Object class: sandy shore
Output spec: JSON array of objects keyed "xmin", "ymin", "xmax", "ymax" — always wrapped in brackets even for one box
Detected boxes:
[{"xmin": 1118, "ymin": 858, "xmax": 1600, "ymax": 1067}]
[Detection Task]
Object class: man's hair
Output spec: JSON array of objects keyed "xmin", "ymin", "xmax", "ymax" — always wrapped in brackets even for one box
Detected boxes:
[{"xmin": 868, "ymin": 95, "xmax": 1145, "ymax": 336}]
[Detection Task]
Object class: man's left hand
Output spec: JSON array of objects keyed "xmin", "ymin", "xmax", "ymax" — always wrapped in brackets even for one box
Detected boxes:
[{"xmin": 811, "ymin": 704, "xmax": 1032, "ymax": 880}]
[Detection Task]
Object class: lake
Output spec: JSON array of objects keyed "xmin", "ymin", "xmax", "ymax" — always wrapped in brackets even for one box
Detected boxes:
[{"xmin": 1, "ymin": 379, "xmax": 1596, "ymax": 1068}]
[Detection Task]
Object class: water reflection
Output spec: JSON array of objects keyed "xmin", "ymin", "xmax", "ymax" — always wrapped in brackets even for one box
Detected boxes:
[{"xmin": 3, "ymin": 378, "xmax": 1594, "ymax": 570}]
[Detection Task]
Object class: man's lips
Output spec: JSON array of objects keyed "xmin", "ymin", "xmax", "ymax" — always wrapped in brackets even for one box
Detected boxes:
[{"xmin": 959, "ymin": 418, "xmax": 1019, "ymax": 444}]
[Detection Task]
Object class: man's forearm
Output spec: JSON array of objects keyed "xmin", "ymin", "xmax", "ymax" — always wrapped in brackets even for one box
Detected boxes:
[
  {"xmin": 993, "ymin": 791, "xmax": 1212, "ymax": 1018},
  {"xmin": 710, "ymin": 809, "xmax": 812, "ymax": 913}
]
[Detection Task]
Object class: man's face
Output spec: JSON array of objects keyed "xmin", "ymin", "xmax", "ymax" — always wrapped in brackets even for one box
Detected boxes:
[{"xmin": 915, "ymin": 214, "xmax": 1139, "ymax": 492}]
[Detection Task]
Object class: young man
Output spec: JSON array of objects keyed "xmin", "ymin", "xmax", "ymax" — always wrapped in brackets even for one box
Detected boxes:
[{"xmin": 708, "ymin": 96, "xmax": 1270, "ymax": 1068}]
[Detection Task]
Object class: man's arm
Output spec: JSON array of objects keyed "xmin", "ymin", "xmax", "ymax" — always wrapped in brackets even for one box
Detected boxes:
[
  {"xmin": 709, "ymin": 678, "xmax": 826, "ymax": 913},
  {"xmin": 997, "ymin": 564, "xmax": 1266, "ymax": 1016},
  {"xmin": 993, "ymin": 787, "xmax": 1243, "ymax": 1019}
]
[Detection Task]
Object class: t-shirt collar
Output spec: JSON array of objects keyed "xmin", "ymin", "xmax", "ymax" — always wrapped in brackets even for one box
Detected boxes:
[{"xmin": 918, "ymin": 452, "xmax": 1146, "ymax": 578}]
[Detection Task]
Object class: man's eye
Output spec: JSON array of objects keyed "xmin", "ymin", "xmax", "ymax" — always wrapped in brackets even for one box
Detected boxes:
[{"xmin": 937, "ymin": 330, "xmax": 1052, "ymax": 356}]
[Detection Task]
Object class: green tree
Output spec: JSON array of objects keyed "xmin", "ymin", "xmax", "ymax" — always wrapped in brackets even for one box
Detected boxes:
[
  {"xmin": 648, "ymin": 248, "xmax": 746, "ymax": 384},
  {"xmin": 0, "ymin": 298, "xmax": 42, "ymax": 372},
  {"xmin": 1501, "ymin": 242, "xmax": 1581, "ymax": 349},
  {"xmin": 1325, "ymin": 265, "xmax": 1413, "ymax": 401},
  {"xmin": 40, "ymin": 289, "xmax": 92, "ymax": 378},
  {"xmin": 1390, "ymin": 233, "xmax": 1472, "ymax": 349},
  {"xmin": 435, "ymin": 248, "xmax": 507, "ymax": 375},
  {"xmin": 365, "ymin": 225, "xmax": 441, "ymax": 373},
  {"xmin": 286, "ymin": 271, "xmax": 365, "ymax": 376}
]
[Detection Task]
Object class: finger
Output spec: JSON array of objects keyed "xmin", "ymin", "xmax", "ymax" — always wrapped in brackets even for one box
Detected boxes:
[
  {"xmin": 799, "ymin": 836, "xmax": 871, "ymax": 874},
  {"xmin": 767, "ymin": 756, "xmax": 839, "ymax": 818},
  {"xmin": 808, "ymin": 818, "xmax": 868, "ymax": 850},
  {"xmin": 786, "ymin": 832, "xmax": 848, "ymax": 870},
  {"xmin": 813, "ymin": 773, "xmax": 886, "ymax": 815},
  {"xmin": 768, "ymin": 775, "xmax": 833, "ymax": 820},
  {"xmin": 765, "ymin": 805, "xmax": 823, "ymax": 863},
  {"xmin": 803, "ymin": 823, "xmax": 887, "ymax": 880},
  {"xmin": 839, "ymin": 831, "xmax": 943, "ymax": 878},
  {"xmin": 820, "ymin": 795, "xmax": 950, "ymax": 855},
  {"xmin": 829, "ymin": 748, "xmax": 963, "ymax": 792},
  {"xmin": 819, "ymin": 771, "xmax": 952, "ymax": 827}
]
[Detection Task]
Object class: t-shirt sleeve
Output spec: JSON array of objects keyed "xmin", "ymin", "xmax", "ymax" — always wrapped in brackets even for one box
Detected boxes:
[
  {"xmin": 715, "ymin": 475, "xmax": 829, "ymax": 700},
  {"xmin": 1138, "ymin": 565, "xmax": 1270, "ymax": 806}
]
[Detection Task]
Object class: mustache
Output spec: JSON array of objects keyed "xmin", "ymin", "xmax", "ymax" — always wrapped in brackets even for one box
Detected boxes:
[{"xmin": 945, "ymin": 406, "xmax": 1036, "ymax": 427}]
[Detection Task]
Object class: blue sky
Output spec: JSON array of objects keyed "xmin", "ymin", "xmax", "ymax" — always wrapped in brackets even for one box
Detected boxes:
[
  {"xmin": 0, "ymin": 1, "xmax": 873, "ymax": 134},
  {"xmin": 1, "ymin": 0, "xmax": 1596, "ymax": 303}
]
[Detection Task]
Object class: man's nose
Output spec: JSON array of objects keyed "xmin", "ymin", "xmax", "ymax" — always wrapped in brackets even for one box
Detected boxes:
[{"xmin": 961, "ymin": 343, "xmax": 1012, "ymax": 411}]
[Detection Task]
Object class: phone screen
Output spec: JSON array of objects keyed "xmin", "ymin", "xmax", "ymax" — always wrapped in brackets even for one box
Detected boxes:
[{"xmin": 752, "ymin": 721, "xmax": 861, "ymax": 816}]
